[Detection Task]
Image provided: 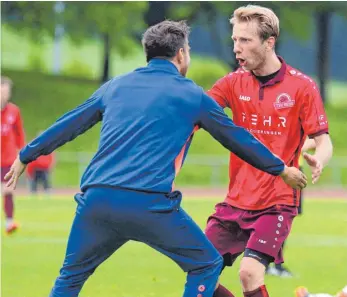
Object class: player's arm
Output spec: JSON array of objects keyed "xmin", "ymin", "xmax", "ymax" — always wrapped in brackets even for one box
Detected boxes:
[
  {"xmin": 300, "ymin": 82, "xmax": 333, "ymax": 183},
  {"xmin": 196, "ymin": 92, "xmax": 307, "ymax": 189},
  {"xmin": 310, "ymin": 133, "xmax": 333, "ymax": 168},
  {"xmin": 19, "ymin": 81, "xmax": 110, "ymax": 165},
  {"xmin": 206, "ymin": 74, "xmax": 233, "ymax": 109},
  {"xmin": 14, "ymin": 109, "xmax": 26, "ymax": 149},
  {"xmin": 301, "ymin": 137, "xmax": 316, "ymax": 152},
  {"xmin": 5, "ymin": 82, "xmax": 110, "ymax": 189}
]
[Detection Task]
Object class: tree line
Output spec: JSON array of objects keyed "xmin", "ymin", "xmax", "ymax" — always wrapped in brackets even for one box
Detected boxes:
[{"xmin": 2, "ymin": 1, "xmax": 347, "ymax": 103}]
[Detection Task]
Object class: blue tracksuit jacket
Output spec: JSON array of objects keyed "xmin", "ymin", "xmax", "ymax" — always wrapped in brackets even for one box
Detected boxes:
[{"xmin": 20, "ymin": 59, "xmax": 284, "ymax": 193}]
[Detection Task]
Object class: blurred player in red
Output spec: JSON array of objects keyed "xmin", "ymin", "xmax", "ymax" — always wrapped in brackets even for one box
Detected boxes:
[
  {"xmin": 295, "ymin": 285, "xmax": 347, "ymax": 297},
  {"xmin": 1, "ymin": 76, "xmax": 25, "ymax": 234},
  {"xmin": 26, "ymin": 132, "xmax": 55, "ymax": 197},
  {"xmin": 205, "ymin": 5, "xmax": 334, "ymax": 297}
]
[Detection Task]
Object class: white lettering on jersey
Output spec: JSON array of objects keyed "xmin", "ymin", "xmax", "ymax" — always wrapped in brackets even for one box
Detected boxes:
[{"xmin": 239, "ymin": 95, "xmax": 251, "ymax": 101}]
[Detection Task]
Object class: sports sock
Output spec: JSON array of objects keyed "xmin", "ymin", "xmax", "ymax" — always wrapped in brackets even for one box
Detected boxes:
[
  {"xmin": 4, "ymin": 193, "xmax": 14, "ymax": 221},
  {"xmin": 244, "ymin": 285, "xmax": 269, "ymax": 297}
]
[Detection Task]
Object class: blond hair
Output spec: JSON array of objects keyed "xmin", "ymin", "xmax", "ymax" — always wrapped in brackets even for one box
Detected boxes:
[{"xmin": 230, "ymin": 5, "xmax": 280, "ymax": 41}]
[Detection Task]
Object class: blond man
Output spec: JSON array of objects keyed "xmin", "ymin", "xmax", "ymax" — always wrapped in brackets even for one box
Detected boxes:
[{"xmin": 204, "ymin": 5, "xmax": 333, "ymax": 297}]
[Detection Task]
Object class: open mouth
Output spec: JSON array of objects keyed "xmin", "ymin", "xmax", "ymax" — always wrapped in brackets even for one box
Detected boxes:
[{"xmin": 237, "ymin": 58, "xmax": 246, "ymax": 66}]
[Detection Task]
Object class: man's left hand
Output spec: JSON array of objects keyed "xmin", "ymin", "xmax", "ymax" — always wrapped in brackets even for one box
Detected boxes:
[
  {"xmin": 4, "ymin": 156, "xmax": 27, "ymax": 190},
  {"xmin": 302, "ymin": 152, "xmax": 323, "ymax": 184}
]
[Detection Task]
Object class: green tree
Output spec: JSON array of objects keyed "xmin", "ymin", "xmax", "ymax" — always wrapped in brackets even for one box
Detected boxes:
[
  {"xmin": 1, "ymin": 1, "xmax": 148, "ymax": 82},
  {"xmin": 63, "ymin": 2, "xmax": 148, "ymax": 82},
  {"xmin": 1, "ymin": 2, "xmax": 57, "ymax": 39}
]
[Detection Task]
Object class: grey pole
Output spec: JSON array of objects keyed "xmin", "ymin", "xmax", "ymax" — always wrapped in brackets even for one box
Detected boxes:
[{"xmin": 52, "ymin": 1, "xmax": 65, "ymax": 74}]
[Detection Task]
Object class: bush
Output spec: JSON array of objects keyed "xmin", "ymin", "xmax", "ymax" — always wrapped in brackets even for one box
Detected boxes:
[
  {"xmin": 62, "ymin": 59, "xmax": 94, "ymax": 79},
  {"xmin": 27, "ymin": 50, "xmax": 47, "ymax": 73},
  {"xmin": 187, "ymin": 56, "xmax": 231, "ymax": 90}
]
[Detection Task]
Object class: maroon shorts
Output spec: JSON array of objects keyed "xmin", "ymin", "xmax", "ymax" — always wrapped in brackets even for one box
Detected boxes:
[
  {"xmin": 1, "ymin": 166, "xmax": 11, "ymax": 183},
  {"xmin": 205, "ymin": 202, "xmax": 297, "ymax": 265}
]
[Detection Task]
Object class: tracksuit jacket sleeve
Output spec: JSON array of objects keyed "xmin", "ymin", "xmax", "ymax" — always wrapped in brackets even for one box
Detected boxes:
[
  {"xmin": 19, "ymin": 83, "xmax": 109, "ymax": 164},
  {"xmin": 197, "ymin": 92, "xmax": 285, "ymax": 176}
]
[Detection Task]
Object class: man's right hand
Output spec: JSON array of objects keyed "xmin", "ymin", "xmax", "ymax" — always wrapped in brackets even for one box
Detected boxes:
[{"xmin": 280, "ymin": 166, "xmax": 307, "ymax": 190}]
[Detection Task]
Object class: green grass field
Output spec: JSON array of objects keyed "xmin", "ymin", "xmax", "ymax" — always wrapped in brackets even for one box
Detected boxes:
[{"xmin": 2, "ymin": 196, "xmax": 347, "ymax": 297}]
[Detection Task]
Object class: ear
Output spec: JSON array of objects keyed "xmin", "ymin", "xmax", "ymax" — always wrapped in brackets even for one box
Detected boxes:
[
  {"xmin": 267, "ymin": 36, "xmax": 276, "ymax": 51},
  {"xmin": 177, "ymin": 48, "xmax": 184, "ymax": 63}
]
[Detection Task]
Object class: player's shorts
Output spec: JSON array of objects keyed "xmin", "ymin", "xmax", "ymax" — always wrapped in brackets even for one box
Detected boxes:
[
  {"xmin": 1, "ymin": 166, "xmax": 11, "ymax": 183},
  {"xmin": 205, "ymin": 202, "xmax": 298, "ymax": 265}
]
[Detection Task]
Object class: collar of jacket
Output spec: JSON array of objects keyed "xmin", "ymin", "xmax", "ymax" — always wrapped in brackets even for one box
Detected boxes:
[{"xmin": 147, "ymin": 58, "xmax": 180, "ymax": 75}]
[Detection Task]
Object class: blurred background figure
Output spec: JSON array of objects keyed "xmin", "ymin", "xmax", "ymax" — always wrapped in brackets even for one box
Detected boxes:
[
  {"xmin": 26, "ymin": 131, "xmax": 55, "ymax": 198},
  {"xmin": 1, "ymin": 76, "xmax": 26, "ymax": 234},
  {"xmin": 295, "ymin": 285, "xmax": 347, "ymax": 297}
]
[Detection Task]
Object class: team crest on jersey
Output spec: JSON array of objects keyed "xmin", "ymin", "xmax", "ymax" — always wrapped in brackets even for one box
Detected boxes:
[{"xmin": 273, "ymin": 93, "xmax": 295, "ymax": 110}]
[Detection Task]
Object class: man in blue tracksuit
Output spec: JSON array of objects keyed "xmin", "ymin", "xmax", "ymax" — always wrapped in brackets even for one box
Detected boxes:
[{"xmin": 5, "ymin": 21, "xmax": 307, "ymax": 297}]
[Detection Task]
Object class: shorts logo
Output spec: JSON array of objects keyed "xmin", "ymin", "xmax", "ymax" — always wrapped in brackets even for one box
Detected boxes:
[{"xmin": 274, "ymin": 93, "xmax": 295, "ymax": 110}]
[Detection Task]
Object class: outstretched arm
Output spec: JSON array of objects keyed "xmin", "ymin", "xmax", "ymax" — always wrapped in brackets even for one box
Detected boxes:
[
  {"xmin": 299, "ymin": 80, "xmax": 332, "ymax": 184},
  {"xmin": 19, "ymin": 82, "xmax": 109, "ymax": 164},
  {"xmin": 5, "ymin": 81, "xmax": 110, "ymax": 189},
  {"xmin": 302, "ymin": 132, "xmax": 333, "ymax": 185}
]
